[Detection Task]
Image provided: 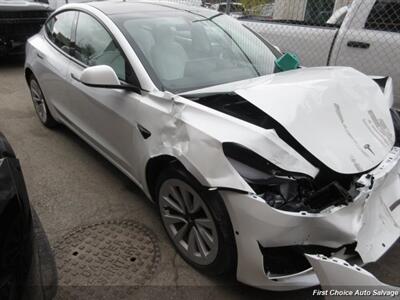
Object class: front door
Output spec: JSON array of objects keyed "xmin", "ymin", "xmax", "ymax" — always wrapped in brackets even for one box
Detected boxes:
[{"xmin": 65, "ymin": 11, "xmax": 142, "ymax": 180}]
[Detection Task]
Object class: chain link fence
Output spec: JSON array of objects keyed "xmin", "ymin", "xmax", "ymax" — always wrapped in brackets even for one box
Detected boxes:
[{"xmin": 155, "ymin": 0, "xmax": 400, "ymax": 107}]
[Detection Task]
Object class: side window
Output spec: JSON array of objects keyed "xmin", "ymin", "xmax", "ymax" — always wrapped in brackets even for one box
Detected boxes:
[
  {"xmin": 365, "ymin": 0, "xmax": 400, "ymax": 33},
  {"xmin": 46, "ymin": 11, "xmax": 76, "ymax": 53},
  {"xmin": 73, "ymin": 12, "xmax": 130, "ymax": 81}
]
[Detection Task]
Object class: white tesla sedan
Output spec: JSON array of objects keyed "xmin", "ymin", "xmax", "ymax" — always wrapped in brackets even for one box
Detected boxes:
[{"xmin": 25, "ymin": 0, "xmax": 400, "ymax": 290}]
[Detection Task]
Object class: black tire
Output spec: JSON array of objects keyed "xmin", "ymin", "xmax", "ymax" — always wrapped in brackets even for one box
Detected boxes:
[
  {"xmin": 155, "ymin": 165, "xmax": 237, "ymax": 276},
  {"xmin": 0, "ymin": 179, "xmax": 33, "ymax": 300},
  {"xmin": 28, "ymin": 75, "xmax": 58, "ymax": 129},
  {"xmin": 22, "ymin": 209, "xmax": 58, "ymax": 300},
  {"xmin": 0, "ymin": 135, "xmax": 32, "ymax": 300}
]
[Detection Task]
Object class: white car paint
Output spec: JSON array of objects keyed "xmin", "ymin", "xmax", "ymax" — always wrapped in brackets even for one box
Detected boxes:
[
  {"xmin": 306, "ymin": 255, "xmax": 400, "ymax": 299},
  {"xmin": 221, "ymin": 146, "xmax": 400, "ymax": 290},
  {"xmin": 25, "ymin": 1, "xmax": 400, "ymax": 291},
  {"xmin": 236, "ymin": 67, "xmax": 394, "ymax": 174},
  {"xmin": 242, "ymin": 0, "xmax": 400, "ymax": 109}
]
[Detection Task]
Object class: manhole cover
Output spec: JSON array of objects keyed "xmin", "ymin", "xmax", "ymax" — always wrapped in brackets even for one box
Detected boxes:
[{"xmin": 55, "ymin": 220, "xmax": 161, "ymax": 289}]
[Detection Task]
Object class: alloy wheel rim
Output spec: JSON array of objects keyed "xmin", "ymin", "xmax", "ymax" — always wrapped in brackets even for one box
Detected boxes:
[
  {"xmin": 30, "ymin": 80, "xmax": 47, "ymax": 123},
  {"xmin": 159, "ymin": 179, "xmax": 218, "ymax": 265}
]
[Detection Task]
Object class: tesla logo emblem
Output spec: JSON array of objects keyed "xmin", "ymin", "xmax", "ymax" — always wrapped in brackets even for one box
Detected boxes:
[{"xmin": 364, "ymin": 144, "xmax": 375, "ymax": 155}]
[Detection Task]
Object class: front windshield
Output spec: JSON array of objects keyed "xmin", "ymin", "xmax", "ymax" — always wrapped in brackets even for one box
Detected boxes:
[{"xmin": 113, "ymin": 11, "xmax": 278, "ymax": 93}]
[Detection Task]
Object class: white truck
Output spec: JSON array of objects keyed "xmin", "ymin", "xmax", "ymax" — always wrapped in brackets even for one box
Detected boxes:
[{"xmin": 241, "ymin": 0, "xmax": 400, "ymax": 109}]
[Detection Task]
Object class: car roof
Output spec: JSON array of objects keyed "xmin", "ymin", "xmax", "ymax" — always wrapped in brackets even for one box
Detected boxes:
[{"xmin": 86, "ymin": 0, "xmax": 214, "ymax": 16}]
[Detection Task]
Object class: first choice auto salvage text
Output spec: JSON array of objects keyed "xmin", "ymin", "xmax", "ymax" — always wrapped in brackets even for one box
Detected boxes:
[{"xmin": 312, "ymin": 289, "xmax": 399, "ymax": 297}]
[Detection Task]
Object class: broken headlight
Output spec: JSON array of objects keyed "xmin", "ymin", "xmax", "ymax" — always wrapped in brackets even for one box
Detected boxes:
[
  {"xmin": 223, "ymin": 142, "xmax": 315, "ymax": 212},
  {"xmin": 223, "ymin": 142, "xmax": 355, "ymax": 213}
]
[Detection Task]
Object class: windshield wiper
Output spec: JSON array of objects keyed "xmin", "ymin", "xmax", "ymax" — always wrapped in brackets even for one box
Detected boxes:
[{"xmin": 192, "ymin": 13, "xmax": 223, "ymax": 23}]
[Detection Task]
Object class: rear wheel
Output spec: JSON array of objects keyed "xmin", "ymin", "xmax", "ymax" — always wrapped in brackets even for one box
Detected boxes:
[
  {"xmin": 29, "ymin": 76, "xmax": 58, "ymax": 128},
  {"xmin": 156, "ymin": 166, "xmax": 236, "ymax": 275}
]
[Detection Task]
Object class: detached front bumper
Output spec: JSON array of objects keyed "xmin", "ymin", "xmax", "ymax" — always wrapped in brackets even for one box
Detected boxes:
[{"xmin": 220, "ymin": 147, "xmax": 400, "ymax": 290}]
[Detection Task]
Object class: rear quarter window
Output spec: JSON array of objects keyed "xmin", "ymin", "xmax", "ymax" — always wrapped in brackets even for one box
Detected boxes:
[{"xmin": 46, "ymin": 11, "xmax": 76, "ymax": 53}]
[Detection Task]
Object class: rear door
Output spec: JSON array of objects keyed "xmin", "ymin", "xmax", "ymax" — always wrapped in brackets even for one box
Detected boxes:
[
  {"xmin": 65, "ymin": 11, "xmax": 142, "ymax": 179},
  {"xmin": 332, "ymin": 0, "xmax": 400, "ymax": 109},
  {"xmin": 35, "ymin": 10, "xmax": 77, "ymax": 115}
]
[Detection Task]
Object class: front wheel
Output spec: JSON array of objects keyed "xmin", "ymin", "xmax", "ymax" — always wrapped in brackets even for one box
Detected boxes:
[{"xmin": 156, "ymin": 166, "xmax": 236, "ymax": 275}]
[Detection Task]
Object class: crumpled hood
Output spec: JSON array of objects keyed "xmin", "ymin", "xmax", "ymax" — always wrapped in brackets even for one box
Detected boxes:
[{"xmin": 235, "ymin": 67, "xmax": 395, "ymax": 174}]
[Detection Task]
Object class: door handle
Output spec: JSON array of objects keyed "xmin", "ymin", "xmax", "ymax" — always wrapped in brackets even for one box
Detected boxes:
[
  {"xmin": 347, "ymin": 41, "xmax": 370, "ymax": 49},
  {"xmin": 36, "ymin": 52, "xmax": 44, "ymax": 59}
]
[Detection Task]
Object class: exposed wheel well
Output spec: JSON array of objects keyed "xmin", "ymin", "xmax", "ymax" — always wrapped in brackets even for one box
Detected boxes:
[
  {"xmin": 145, "ymin": 155, "xmax": 183, "ymax": 201},
  {"xmin": 25, "ymin": 68, "xmax": 34, "ymax": 84}
]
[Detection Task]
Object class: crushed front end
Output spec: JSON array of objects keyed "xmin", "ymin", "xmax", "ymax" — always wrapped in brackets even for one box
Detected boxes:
[{"xmin": 220, "ymin": 146, "xmax": 400, "ymax": 290}]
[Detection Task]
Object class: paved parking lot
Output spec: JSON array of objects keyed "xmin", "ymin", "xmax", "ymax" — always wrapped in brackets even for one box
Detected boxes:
[{"xmin": 0, "ymin": 57, "xmax": 399, "ymax": 299}]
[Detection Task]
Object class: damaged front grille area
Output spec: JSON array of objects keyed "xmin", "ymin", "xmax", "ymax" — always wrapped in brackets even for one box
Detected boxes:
[
  {"xmin": 259, "ymin": 243, "xmax": 358, "ymax": 277},
  {"xmin": 223, "ymin": 142, "xmax": 361, "ymax": 213},
  {"xmin": 191, "ymin": 93, "xmax": 372, "ymax": 213},
  {"xmin": 255, "ymin": 176, "xmax": 360, "ymax": 213}
]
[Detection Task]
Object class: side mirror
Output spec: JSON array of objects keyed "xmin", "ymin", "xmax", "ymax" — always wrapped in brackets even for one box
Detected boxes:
[
  {"xmin": 76, "ymin": 65, "xmax": 144, "ymax": 94},
  {"xmin": 80, "ymin": 65, "xmax": 121, "ymax": 88}
]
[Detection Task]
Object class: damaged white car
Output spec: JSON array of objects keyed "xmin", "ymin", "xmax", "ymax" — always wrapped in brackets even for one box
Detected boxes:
[{"xmin": 24, "ymin": 1, "xmax": 400, "ymax": 290}]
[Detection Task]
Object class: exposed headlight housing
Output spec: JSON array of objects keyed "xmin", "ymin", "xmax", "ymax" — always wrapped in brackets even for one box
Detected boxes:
[
  {"xmin": 223, "ymin": 142, "xmax": 355, "ymax": 213},
  {"xmin": 390, "ymin": 108, "xmax": 400, "ymax": 146}
]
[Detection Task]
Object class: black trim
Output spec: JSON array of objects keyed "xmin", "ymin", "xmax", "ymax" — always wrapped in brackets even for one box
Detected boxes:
[
  {"xmin": 390, "ymin": 199, "xmax": 400, "ymax": 212},
  {"xmin": 391, "ymin": 108, "xmax": 400, "ymax": 146},
  {"xmin": 347, "ymin": 41, "xmax": 370, "ymax": 49},
  {"xmin": 373, "ymin": 77, "xmax": 389, "ymax": 90},
  {"xmin": 71, "ymin": 73, "xmax": 146, "ymax": 94},
  {"xmin": 326, "ymin": 28, "xmax": 340, "ymax": 66},
  {"xmin": 222, "ymin": 142, "xmax": 302, "ymax": 177},
  {"xmin": 259, "ymin": 242, "xmax": 357, "ymax": 276},
  {"xmin": 137, "ymin": 124, "xmax": 151, "ymax": 139},
  {"xmin": 208, "ymin": 186, "xmax": 249, "ymax": 194}
]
